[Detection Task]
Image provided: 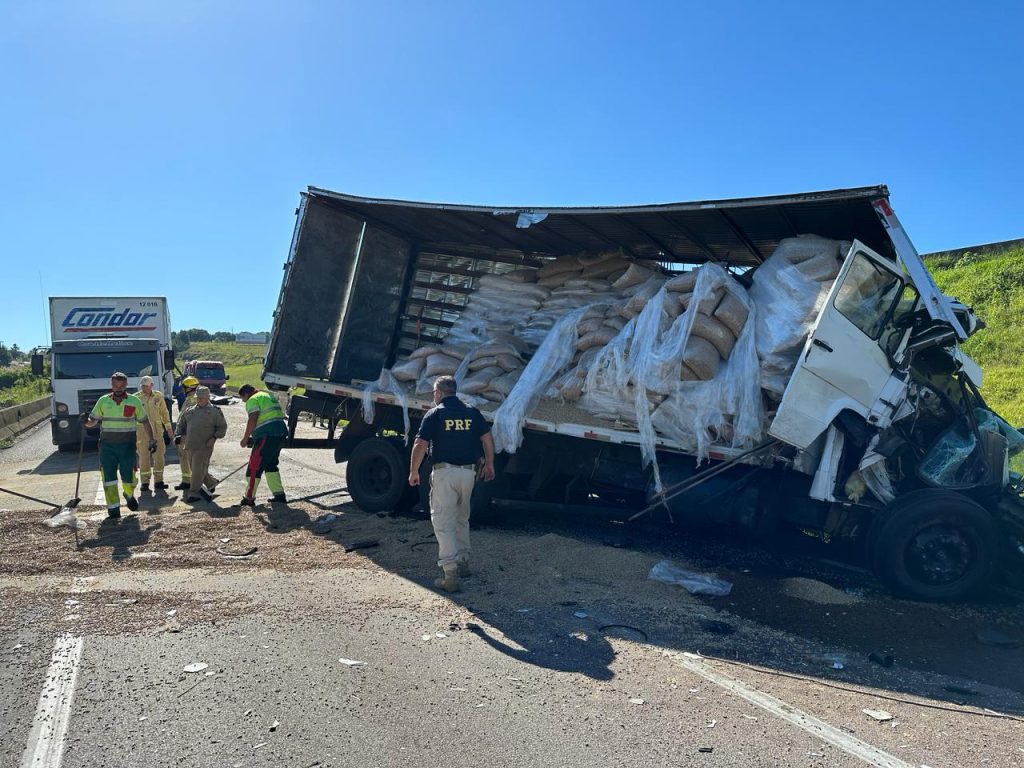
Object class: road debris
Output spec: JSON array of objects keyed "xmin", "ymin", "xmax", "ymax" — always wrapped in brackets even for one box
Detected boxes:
[
  {"xmin": 698, "ymin": 747, "xmax": 713, "ymax": 753},
  {"xmin": 629, "ymin": 697, "xmax": 645, "ymax": 705},
  {"xmin": 573, "ymin": 610, "xmax": 589, "ymax": 619},
  {"xmin": 343, "ymin": 538, "xmax": 379, "ymax": 553},
  {"xmin": 217, "ymin": 546, "xmax": 258, "ymax": 559},
  {"xmin": 269, "ymin": 720, "xmax": 280, "ymax": 732},
  {"xmin": 648, "ymin": 560, "xmax": 732, "ymax": 596},
  {"xmin": 312, "ymin": 514, "xmax": 338, "ymax": 535},
  {"xmin": 974, "ymin": 626, "xmax": 1023, "ymax": 648},
  {"xmin": 862, "ymin": 709, "xmax": 894, "ymax": 722},
  {"xmin": 183, "ymin": 662, "xmax": 209, "ymax": 674},
  {"xmin": 868, "ymin": 651, "xmax": 895, "ymax": 667},
  {"xmin": 338, "ymin": 657, "xmax": 366, "ymax": 666}
]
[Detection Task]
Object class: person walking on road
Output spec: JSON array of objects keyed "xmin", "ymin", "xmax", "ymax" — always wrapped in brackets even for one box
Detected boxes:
[
  {"xmin": 408, "ymin": 375, "xmax": 495, "ymax": 593},
  {"xmin": 237, "ymin": 384, "xmax": 289, "ymax": 507},
  {"xmin": 174, "ymin": 386, "xmax": 227, "ymax": 503},
  {"xmin": 173, "ymin": 376, "xmax": 200, "ymax": 491},
  {"xmin": 135, "ymin": 375, "xmax": 175, "ymax": 492},
  {"xmin": 83, "ymin": 372, "xmax": 156, "ymax": 519}
]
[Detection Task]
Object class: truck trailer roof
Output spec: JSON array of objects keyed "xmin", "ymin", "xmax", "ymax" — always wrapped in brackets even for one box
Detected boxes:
[{"xmin": 303, "ymin": 184, "xmax": 895, "ymax": 267}]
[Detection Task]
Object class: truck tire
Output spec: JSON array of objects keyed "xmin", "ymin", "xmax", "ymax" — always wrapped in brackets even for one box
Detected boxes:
[
  {"xmin": 346, "ymin": 438, "xmax": 416, "ymax": 513},
  {"xmin": 870, "ymin": 489, "xmax": 998, "ymax": 602}
]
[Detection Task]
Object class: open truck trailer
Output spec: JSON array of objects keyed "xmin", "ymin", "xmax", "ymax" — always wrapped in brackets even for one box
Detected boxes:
[{"xmin": 262, "ymin": 185, "xmax": 1024, "ymax": 602}]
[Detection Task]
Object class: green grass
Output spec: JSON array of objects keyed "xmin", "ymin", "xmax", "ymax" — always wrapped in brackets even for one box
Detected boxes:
[
  {"xmin": 927, "ymin": 244, "xmax": 1024, "ymax": 425},
  {"xmin": 0, "ymin": 365, "xmax": 50, "ymax": 409},
  {"xmin": 181, "ymin": 341, "xmax": 266, "ymax": 368},
  {"xmin": 0, "ymin": 376, "xmax": 49, "ymax": 409},
  {"xmin": 225, "ymin": 363, "xmax": 266, "ymax": 390}
]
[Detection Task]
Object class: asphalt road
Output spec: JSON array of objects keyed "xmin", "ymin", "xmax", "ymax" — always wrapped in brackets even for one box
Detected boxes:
[{"xmin": 2, "ymin": 402, "xmax": 1023, "ymax": 767}]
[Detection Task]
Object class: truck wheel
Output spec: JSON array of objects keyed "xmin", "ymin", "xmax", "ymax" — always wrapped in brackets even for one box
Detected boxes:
[
  {"xmin": 346, "ymin": 438, "xmax": 415, "ymax": 513},
  {"xmin": 870, "ymin": 489, "xmax": 998, "ymax": 602}
]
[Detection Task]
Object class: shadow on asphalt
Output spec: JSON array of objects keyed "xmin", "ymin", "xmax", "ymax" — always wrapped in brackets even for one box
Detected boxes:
[
  {"xmin": 271, "ymin": 499, "xmax": 1024, "ymax": 713},
  {"xmin": 81, "ymin": 517, "xmax": 163, "ymax": 562}
]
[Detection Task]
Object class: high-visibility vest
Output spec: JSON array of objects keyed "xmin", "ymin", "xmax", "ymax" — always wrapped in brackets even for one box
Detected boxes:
[
  {"xmin": 247, "ymin": 391, "xmax": 286, "ymax": 436},
  {"xmin": 91, "ymin": 393, "xmax": 148, "ymax": 442}
]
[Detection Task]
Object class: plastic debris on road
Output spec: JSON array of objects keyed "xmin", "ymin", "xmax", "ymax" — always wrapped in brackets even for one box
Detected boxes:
[
  {"xmin": 648, "ymin": 560, "xmax": 732, "ymax": 596},
  {"xmin": 43, "ymin": 509, "xmax": 87, "ymax": 530},
  {"xmin": 862, "ymin": 708, "xmax": 893, "ymax": 722},
  {"xmin": 338, "ymin": 657, "xmax": 366, "ymax": 666},
  {"xmin": 183, "ymin": 662, "xmax": 209, "ymax": 674}
]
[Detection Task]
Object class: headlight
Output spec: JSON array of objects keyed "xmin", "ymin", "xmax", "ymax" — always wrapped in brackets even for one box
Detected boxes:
[
  {"xmin": 58, "ymin": 419, "xmax": 69, "ymax": 429},
  {"xmin": 56, "ymin": 402, "xmax": 69, "ymax": 415}
]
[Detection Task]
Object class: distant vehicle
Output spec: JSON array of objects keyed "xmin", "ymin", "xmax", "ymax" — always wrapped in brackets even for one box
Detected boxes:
[
  {"xmin": 35, "ymin": 297, "xmax": 175, "ymax": 449},
  {"xmin": 182, "ymin": 359, "xmax": 228, "ymax": 394}
]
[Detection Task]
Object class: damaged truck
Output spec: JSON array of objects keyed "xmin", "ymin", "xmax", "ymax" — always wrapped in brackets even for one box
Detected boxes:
[{"xmin": 261, "ymin": 185, "xmax": 1024, "ymax": 602}]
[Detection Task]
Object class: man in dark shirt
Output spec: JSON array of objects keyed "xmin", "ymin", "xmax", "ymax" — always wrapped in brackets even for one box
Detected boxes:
[{"xmin": 409, "ymin": 375, "xmax": 495, "ymax": 592}]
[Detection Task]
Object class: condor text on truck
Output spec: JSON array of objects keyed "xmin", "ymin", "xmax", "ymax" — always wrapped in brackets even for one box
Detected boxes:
[
  {"xmin": 35, "ymin": 297, "xmax": 175, "ymax": 449},
  {"xmin": 261, "ymin": 185, "xmax": 1024, "ymax": 602}
]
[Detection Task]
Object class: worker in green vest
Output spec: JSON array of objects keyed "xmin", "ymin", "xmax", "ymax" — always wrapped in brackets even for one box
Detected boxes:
[
  {"xmin": 83, "ymin": 371, "xmax": 156, "ymax": 518},
  {"xmin": 237, "ymin": 384, "xmax": 288, "ymax": 507}
]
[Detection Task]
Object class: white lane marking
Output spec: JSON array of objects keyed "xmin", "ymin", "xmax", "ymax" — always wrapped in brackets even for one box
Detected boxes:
[
  {"xmin": 93, "ymin": 479, "xmax": 105, "ymax": 506},
  {"xmin": 20, "ymin": 576, "xmax": 91, "ymax": 768},
  {"xmin": 20, "ymin": 634, "xmax": 83, "ymax": 768},
  {"xmin": 665, "ymin": 651, "xmax": 914, "ymax": 768}
]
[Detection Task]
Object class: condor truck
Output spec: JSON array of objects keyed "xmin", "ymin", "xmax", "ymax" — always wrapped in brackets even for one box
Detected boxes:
[
  {"xmin": 34, "ymin": 297, "xmax": 175, "ymax": 449},
  {"xmin": 260, "ymin": 186, "xmax": 1024, "ymax": 602}
]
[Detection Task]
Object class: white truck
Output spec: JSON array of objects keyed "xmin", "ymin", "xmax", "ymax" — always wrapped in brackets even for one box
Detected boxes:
[
  {"xmin": 34, "ymin": 297, "xmax": 176, "ymax": 449},
  {"xmin": 261, "ymin": 185, "xmax": 1024, "ymax": 601}
]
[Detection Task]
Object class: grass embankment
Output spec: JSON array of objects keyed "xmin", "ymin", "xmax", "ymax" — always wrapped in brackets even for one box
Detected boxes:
[
  {"xmin": 180, "ymin": 341, "xmax": 267, "ymax": 390},
  {"xmin": 927, "ymin": 244, "xmax": 1024, "ymax": 426},
  {"xmin": 0, "ymin": 367, "xmax": 49, "ymax": 409}
]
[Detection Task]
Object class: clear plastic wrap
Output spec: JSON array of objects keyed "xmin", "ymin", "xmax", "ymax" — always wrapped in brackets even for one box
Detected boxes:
[
  {"xmin": 749, "ymin": 235, "xmax": 848, "ymax": 396},
  {"xmin": 492, "ymin": 307, "xmax": 590, "ymax": 454},
  {"xmin": 578, "ymin": 264, "xmax": 763, "ymax": 490},
  {"xmin": 361, "ymin": 369, "xmax": 411, "ymax": 439}
]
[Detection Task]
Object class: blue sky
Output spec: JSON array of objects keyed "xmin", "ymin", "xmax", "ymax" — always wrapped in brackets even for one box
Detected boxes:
[{"xmin": 2, "ymin": 1, "xmax": 1022, "ymax": 350}]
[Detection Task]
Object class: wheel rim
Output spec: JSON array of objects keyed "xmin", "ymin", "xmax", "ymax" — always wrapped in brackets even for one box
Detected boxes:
[
  {"xmin": 365, "ymin": 455, "xmax": 395, "ymax": 498},
  {"xmin": 904, "ymin": 524, "xmax": 975, "ymax": 586}
]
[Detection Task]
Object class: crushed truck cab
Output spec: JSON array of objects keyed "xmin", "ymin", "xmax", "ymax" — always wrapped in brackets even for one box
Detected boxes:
[{"xmin": 261, "ymin": 185, "xmax": 1023, "ymax": 602}]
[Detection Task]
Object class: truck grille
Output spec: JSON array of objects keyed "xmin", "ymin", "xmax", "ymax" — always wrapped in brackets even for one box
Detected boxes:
[{"xmin": 77, "ymin": 389, "xmax": 109, "ymax": 415}]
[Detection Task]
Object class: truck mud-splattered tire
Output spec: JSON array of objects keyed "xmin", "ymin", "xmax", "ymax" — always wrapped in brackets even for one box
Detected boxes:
[
  {"xmin": 870, "ymin": 489, "xmax": 999, "ymax": 602},
  {"xmin": 346, "ymin": 438, "xmax": 416, "ymax": 513}
]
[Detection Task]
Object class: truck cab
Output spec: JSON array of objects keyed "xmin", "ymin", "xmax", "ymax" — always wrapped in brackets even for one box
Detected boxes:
[
  {"xmin": 182, "ymin": 360, "xmax": 228, "ymax": 394},
  {"xmin": 38, "ymin": 297, "xmax": 175, "ymax": 449}
]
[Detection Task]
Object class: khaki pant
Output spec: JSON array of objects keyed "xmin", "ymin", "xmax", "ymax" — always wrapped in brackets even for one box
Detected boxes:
[
  {"xmin": 137, "ymin": 431, "xmax": 166, "ymax": 482},
  {"xmin": 187, "ymin": 447, "xmax": 219, "ymax": 496},
  {"xmin": 429, "ymin": 466, "xmax": 476, "ymax": 568},
  {"xmin": 178, "ymin": 444, "xmax": 191, "ymax": 482}
]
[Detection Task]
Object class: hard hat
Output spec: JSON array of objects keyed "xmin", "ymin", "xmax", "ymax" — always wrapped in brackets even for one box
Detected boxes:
[{"xmin": 182, "ymin": 376, "xmax": 199, "ymax": 388}]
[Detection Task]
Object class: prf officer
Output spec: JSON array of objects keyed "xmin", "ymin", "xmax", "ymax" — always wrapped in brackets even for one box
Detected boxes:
[{"xmin": 409, "ymin": 375, "xmax": 495, "ymax": 593}]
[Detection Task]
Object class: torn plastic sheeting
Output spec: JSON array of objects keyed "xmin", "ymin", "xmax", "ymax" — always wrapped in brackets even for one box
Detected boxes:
[
  {"xmin": 603, "ymin": 264, "xmax": 763, "ymax": 491},
  {"xmin": 515, "ymin": 212, "xmax": 548, "ymax": 229},
  {"xmin": 749, "ymin": 236, "xmax": 847, "ymax": 396},
  {"xmin": 648, "ymin": 560, "xmax": 732, "ymax": 596},
  {"xmin": 362, "ymin": 369, "xmax": 411, "ymax": 440},
  {"xmin": 492, "ymin": 306, "xmax": 590, "ymax": 454},
  {"xmin": 858, "ymin": 435, "xmax": 896, "ymax": 504}
]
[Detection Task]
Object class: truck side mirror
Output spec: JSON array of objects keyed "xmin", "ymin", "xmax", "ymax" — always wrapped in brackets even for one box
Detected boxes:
[
  {"xmin": 31, "ymin": 354, "xmax": 44, "ymax": 376},
  {"xmin": 164, "ymin": 350, "xmax": 175, "ymax": 369}
]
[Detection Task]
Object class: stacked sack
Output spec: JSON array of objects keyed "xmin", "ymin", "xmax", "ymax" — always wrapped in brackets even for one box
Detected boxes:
[
  {"xmin": 748, "ymin": 235, "xmax": 850, "ymax": 396},
  {"xmin": 521, "ymin": 251, "xmax": 635, "ymax": 347},
  {"xmin": 446, "ymin": 272, "xmax": 549, "ymax": 348},
  {"xmin": 662, "ymin": 271, "xmax": 750, "ymax": 382},
  {"xmin": 454, "ymin": 342, "xmax": 526, "ymax": 403}
]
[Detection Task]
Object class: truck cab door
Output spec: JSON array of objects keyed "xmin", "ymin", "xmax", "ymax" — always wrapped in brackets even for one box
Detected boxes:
[{"xmin": 770, "ymin": 240, "xmax": 909, "ymax": 450}]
